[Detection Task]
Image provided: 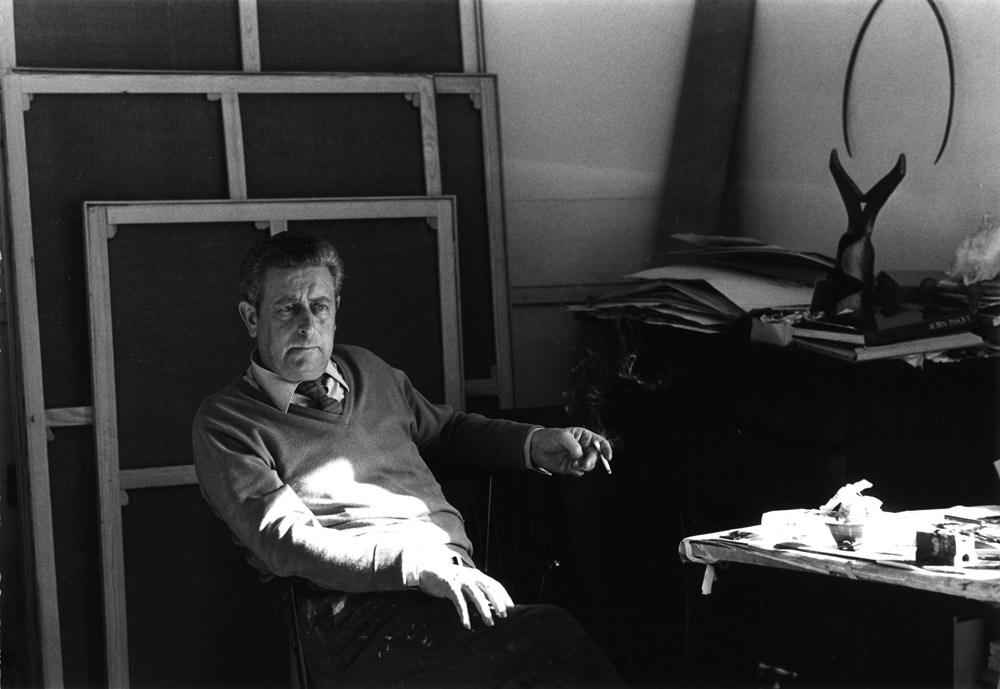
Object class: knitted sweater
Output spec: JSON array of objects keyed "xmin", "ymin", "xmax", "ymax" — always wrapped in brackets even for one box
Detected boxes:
[{"xmin": 192, "ymin": 345, "xmax": 535, "ymax": 593}]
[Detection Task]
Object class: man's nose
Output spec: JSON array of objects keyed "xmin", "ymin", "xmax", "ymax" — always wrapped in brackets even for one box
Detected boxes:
[{"xmin": 296, "ymin": 310, "xmax": 319, "ymax": 335}]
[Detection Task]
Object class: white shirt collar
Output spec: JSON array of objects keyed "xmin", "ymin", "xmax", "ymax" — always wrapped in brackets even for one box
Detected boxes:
[{"xmin": 247, "ymin": 352, "xmax": 349, "ymax": 412}]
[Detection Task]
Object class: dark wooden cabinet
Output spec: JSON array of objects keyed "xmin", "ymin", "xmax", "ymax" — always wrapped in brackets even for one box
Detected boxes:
[
  {"xmin": 587, "ymin": 319, "xmax": 1000, "ymax": 530},
  {"xmin": 570, "ymin": 319, "xmax": 1000, "ymax": 687}
]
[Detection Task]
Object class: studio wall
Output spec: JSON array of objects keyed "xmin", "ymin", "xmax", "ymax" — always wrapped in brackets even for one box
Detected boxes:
[{"xmin": 730, "ymin": 0, "xmax": 1000, "ymax": 272}]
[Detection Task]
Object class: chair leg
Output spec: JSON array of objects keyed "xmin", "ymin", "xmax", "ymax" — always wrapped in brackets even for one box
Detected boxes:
[{"xmin": 287, "ymin": 584, "xmax": 310, "ymax": 689}]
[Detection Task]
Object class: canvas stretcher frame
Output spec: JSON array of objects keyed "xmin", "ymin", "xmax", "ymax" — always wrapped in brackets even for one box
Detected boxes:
[
  {"xmin": 0, "ymin": 69, "xmax": 443, "ymax": 686},
  {"xmin": 434, "ymin": 73, "xmax": 514, "ymax": 404},
  {"xmin": 1, "ymin": 19, "xmax": 504, "ymax": 686},
  {"xmin": 83, "ymin": 196, "xmax": 462, "ymax": 688},
  {"xmin": 0, "ymin": 0, "xmax": 484, "ymax": 74}
]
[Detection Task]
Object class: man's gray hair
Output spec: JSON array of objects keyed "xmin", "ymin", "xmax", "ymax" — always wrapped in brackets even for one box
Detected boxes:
[{"xmin": 239, "ymin": 231, "xmax": 345, "ymax": 308}]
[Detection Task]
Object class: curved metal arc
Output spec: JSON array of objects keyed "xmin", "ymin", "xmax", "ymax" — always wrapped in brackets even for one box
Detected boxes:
[
  {"xmin": 925, "ymin": 0, "xmax": 954, "ymax": 165},
  {"xmin": 842, "ymin": 0, "xmax": 885, "ymax": 159},
  {"xmin": 841, "ymin": 0, "xmax": 953, "ymax": 165}
]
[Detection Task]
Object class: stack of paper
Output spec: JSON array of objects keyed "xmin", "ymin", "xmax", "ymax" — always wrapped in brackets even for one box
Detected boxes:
[
  {"xmin": 566, "ymin": 269, "xmax": 744, "ymax": 334},
  {"xmin": 568, "ymin": 234, "xmax": 832, "ymax": 333},
  {"xmin": 655, "ymin": 233, "xmax": 835, "ymax": 285}
]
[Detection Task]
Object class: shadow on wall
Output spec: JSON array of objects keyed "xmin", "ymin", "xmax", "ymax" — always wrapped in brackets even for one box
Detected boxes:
[{"xmin": 654, "ymin": 0, "xmax": 756, "ymax": 258}]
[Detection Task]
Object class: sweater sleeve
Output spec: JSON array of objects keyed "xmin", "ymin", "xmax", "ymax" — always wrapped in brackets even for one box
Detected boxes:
[
  {"xmin": 192, "ymin": 402, "xmax": 408, "ymax": 593},
  {"xmin": 396, "ymin": 368, "xmax": 538, "ymax": 472}
]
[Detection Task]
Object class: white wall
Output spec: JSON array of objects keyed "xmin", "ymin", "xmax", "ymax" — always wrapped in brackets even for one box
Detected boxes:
[
  {"xmin": 484, "ymin": 0, "xmax": 1000, "ymax": 408},
  {"xmin": 483, "ymin": 0, "xmax": 695, "ymax": 286},
  {"xmin": 481, "ymin": 0, "xmax": 696, "ymax": 407},
  {"xmin": 731, "ymin": 0, "xmax": 1000, "ymax": 272}
]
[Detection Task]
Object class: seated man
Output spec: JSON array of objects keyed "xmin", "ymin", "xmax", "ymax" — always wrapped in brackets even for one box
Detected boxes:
[{"xmin": 192, "ymin": 231, "xmax": 627, "ymax": 688}]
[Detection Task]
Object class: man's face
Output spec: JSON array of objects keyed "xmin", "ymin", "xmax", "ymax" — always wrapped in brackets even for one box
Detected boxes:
[{"xmin": 239, "ymin": 266, "xmax": 340, "ymax": 382}]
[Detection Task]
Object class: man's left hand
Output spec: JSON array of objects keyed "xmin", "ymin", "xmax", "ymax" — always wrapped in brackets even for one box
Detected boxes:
[{"xmin": 530, "ymin": 427, "xmax": 612, "ymax": 477}]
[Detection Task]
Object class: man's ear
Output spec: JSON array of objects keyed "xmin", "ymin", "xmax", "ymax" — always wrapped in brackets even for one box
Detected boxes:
[{"xmin": 238, "ymin": 301, "xmax": 258, "ymax": 338}]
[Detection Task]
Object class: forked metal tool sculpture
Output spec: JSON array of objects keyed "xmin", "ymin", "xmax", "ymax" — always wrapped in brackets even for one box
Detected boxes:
[{"xmin": 812, "ymin": 149, "xmax": 906, "ymax": 314}]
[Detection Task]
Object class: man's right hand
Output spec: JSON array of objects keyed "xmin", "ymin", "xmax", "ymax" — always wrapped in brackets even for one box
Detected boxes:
[{"xmin": 417, "ymin": 561, "xmax": 514, "ymax": 630}]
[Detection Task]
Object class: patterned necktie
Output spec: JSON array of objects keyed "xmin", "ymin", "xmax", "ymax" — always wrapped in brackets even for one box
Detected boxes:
[{"xmin": 295, "ymin": 377, "xmax": 343, "ymax": 414}]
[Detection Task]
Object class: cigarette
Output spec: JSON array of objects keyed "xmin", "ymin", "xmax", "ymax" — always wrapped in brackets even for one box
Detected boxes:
[{"xmin": 593, "ymin": 440, "xmax": 612, "ymax": 475}]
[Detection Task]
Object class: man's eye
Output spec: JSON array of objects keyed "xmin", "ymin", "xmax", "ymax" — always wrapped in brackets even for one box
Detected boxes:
[{"xmin": 312, "ymin": 303, "xmax": 329, "ymax": 313}]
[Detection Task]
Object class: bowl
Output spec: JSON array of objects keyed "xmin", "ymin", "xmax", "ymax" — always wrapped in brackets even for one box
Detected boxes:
[{"xmin": 827, "ymin": 521, "xmax": 865, "ymax": 550}]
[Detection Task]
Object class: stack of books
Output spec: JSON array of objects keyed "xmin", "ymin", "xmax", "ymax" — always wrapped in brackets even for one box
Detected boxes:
[
  {"xmin": 937, "ymin": 276, "xmax": 1000, "ymax": 344},
  {"xmin": 787, "ymin": 305, "xmax": 983, "ymax": 362},
  {"xmin": 936, "ymin": 276, "xmax": 1000, "ymax": 310}
]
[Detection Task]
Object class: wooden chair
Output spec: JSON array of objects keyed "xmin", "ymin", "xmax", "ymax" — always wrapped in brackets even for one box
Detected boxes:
[
  {"xmin": 284, "ymin": 582, "xmax": 310, "ymax": 689},
  {"xmin": 260, "ymin": 575, "xmax": 310, "ymax": 689}
]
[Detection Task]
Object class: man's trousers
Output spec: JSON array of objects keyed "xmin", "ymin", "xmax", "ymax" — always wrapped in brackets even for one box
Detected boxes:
[{"xmin": 294, "ymin": 587, "xmax": 629, "ymax": 688}]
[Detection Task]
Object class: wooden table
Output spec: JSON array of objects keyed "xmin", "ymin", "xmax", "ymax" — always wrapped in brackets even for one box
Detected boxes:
[{"xmin": 678, "ymin": 506, "xmax": 1000, "ymax": 605}]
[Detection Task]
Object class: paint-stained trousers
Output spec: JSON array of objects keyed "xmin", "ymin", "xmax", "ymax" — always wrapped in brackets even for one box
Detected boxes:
[{"xmin": 294, "ymin": 588, "xmax": 630, "ymax": 688}]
